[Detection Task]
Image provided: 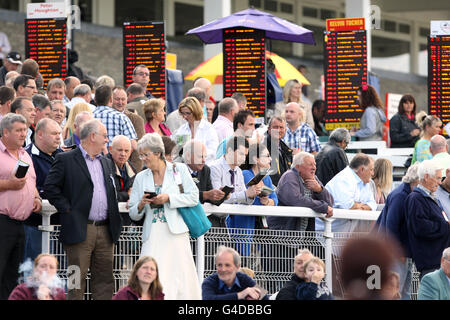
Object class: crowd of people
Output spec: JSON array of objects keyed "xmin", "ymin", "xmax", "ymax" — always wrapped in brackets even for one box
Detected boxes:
[{"xmin": 0, "ymin": 51, "xmax": 449, "ymax": 301}]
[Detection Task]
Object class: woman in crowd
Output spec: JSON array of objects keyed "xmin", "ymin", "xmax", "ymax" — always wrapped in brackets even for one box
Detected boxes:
[
  {"xmin": 411, "ymin": 114, "xmax": 442, "ymax": 164},
  {"xmin": 275, "ymin": 79, "xmax": 314, "ymax": 129},
  {"xmin": 173, "ymin": 96, "xmax": 218, "ymax": 164},
  {"xmin": 62, "ymin": 102, "xmax": 92, "ymax": 140},
  {"xmin": 143, "ymin": 98, "xmax": 171, "ymax": 136},
  {"xmin": 351, "ymin": 84, "xmax": 386, "ymax": 141},
  {"xmin": 162, "ymin": 136, "xmax": 177, "ymax": 162},
  {"xmin": 8, "ymin": 254, "xmax": 65, "ymax": 300},
  {"xmin": 128, "ymin": 133, "xmax": 201, "ymax": 300},
  {"xmin": 389, "ymin": 94, "xmax": 420, "ymax": 148},
  {"xmin": 370, "ymin": 158, "xmax": 393, "ymax": 205},
  {"xmin": 113, "ymin": 256, "xmax": 164, "ymax": 300}
]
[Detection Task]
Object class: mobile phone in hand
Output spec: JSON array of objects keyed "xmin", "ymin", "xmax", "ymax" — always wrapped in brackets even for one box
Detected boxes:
[{"xmin": 144, "ymin": 191, "xmax": 157, "ymax": 199}]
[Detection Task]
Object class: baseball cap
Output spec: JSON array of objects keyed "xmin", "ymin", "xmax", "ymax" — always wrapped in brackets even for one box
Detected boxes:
[{"xmin": 7, "ymin": 51, "xmax": 22, "ymax": 65}]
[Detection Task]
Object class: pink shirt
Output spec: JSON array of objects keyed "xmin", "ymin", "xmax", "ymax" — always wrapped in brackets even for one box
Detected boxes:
[{"xmin": 0, "ymin": 139, "xmax": 36, "ymax": 221}]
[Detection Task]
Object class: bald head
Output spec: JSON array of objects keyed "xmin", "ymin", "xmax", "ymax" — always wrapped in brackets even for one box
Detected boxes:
[
  {"xmin": 74, "ymin": 111, "xmax": 93, "ymax": 136},
  {"xmin": 430, "ymin": 135, "xmax": 448, "ymax": 155},
  {"xmin": 110, "ymin": 135, "xmax": 132, "ymax": 168},
  {"xmin": 194, "ymin": 78, "xmax": 212, "ymax": 97}
]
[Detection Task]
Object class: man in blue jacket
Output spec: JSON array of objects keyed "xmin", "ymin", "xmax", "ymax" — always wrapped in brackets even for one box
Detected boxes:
[
  {"xmin": 418, "ymin": 247, "xmax": 450, "ymax": 300},
  {"xmin": 374, "ymin": 163, "xmax": 420, "ymax": 299},
  {"xmin": 202, "ymin": 245, "xmax": 268, "ymax": 300},
  {"xmin": 405, "ymin": 159, "xmax": 450, "ymax": 280}
]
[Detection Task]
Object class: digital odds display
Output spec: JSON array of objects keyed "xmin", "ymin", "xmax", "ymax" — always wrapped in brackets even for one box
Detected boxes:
[
  {"xmin": 323, "ymin": 29, "xmax": 368, "ymax": 130},
  {"xmin": 25, "ymin": 18, "xmax": 67, "ymax": 89},
  {"xmin": 223, "ymin": 28, "xmax": 266, "ymax": 120},
  {"xmin": 123, "ymin": 21, "xmax": 166, "ymax": 99},
  {"xmin": 428, "ymin": 35, "xmax": 450, "ymax": 124}
]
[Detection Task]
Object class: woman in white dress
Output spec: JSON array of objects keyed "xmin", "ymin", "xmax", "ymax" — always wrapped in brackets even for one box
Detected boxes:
[
  {"xmin": 129, "ymin": 133, "xmax": 201, "ymax": 300},
  {"xmin": 173, "ymin": 96, "xmax": 219, "ymax": 165}
]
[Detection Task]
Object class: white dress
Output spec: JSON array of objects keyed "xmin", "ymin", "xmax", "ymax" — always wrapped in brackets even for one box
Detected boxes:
[{"xmin": 140, "ymin": 185, "xmax": 201, "ymax": 300}]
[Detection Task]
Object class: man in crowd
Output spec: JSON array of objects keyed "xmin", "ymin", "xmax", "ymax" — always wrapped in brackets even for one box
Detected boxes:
[
  {"xmin": 418, "ymin": 247, "xmax": 450, "ymax": 300},
  {"xmin": 231, "ymin": 92, "xmax": 247, "ymax": 110},
  {"xmin": 50, "ymin": 100, "xmax": 67, "ymax": 127},
  {"xmin": 269, "ymin": 152, "xmax": 333, "ymax": 232},
  {"xmin": 430, "ymin": 134, "xmax": 450, "ymax": 176},
  {"xmin": 405, "ymin": 159, "xmax": 450, "ymax": 280},
  {"xmin": 0, "ymin": 51, "xmax": 22, "ymax": 86},
  {"xmin": 263, "ymin": 116, "xmax": 292, "ymax": 186},
  {"xmin": 11, "ymin": 97, "xmax": 36, "ymax": 146},
  {"xmin": 437, "ymin": 168, "xmax": 450, "ymax": 220},
  {"xmin": 0, "ymin": 85, "xmax": 15, "ymax": 121},
  {"xmin": 276, "ymin": 249, "xmax": 314, "ymax": 300},
  {"xmin": 202, "ymin": 246, "xmax": 267, "ymax": 300},
  {"xmin": 375, "ymin": 163, "xmax": 420, "ymax": 300},
  {"xmin": 112, "ymin": 86, "xmax": 145, "ymax": 171},
  {"xmin": 210, "ymin": 136, "xmax": 261, "ymax": 229},
  {"xmin": 216, "ymin": 109, "xmax": 256, "ymax": 159},
  {"xmin": 24, "ymin": 118, "xmax": 63, "ymax": 262},
  {"xmin": 63, "ymin": 76, "xmax": 81, "ymax": 105},
  {"xmin": 66, "ymin": 83, "xmax": 96, "ymax": 112},
  {"xmin": 131, "ymin": 64, "xmax": 153, "ymax": 99},
  {"xmin": 107, "ymin": 135, "xmax": 136, "ymax": 225},
  {"xmin": 46, "ymin": 78, "xmax": 65, "ymax": 101},
  {"xmin": 283, "ymin": 102, "xmax": 321, "ymax": 155},
  {"xmin": 194, "ymin": 77, "xmax": 214, "ymax": 105},
  {"xmin": 312, "ymin": 99, "xmax": 327, "ymax": 137},
  {"xmin": 182, "ymin": 140, "xmax": 226, "ymax": 226},
  {"xmin": 13, "ymin": 74, "xmax": 38, "ymax": 98},
  {"xmin": 63, "ymin": 111, "xmax": 92, "ymax": 148},
  {"xmin": 315, "ymin": 127, "xmax": 350, "ymax": 186},
  {"xmin": 4, "ymin": 71, "xmax": 19, "ymax": 88},
  {"xmin": 213, "ymin": 97, "xmax": 238, "ymax": 142},
  {"xmin": 0, "ymin": 113, "xmax": 41, "ymax": 299},
  {"xmin": 44, "ymin": 119, "xmax": 122, "ymax": 300},
  {"xmin": 32, "ymin": 94, "xmax": 52, "ymax": 126},
  {"xmin": 93, "ymin": 85, "xmax": 137, "ymax": 151},
  {"xmin": 318, "ymin": 153, "xmax": 376, "ymax": 233},
  {"xmin": 125, "ymin": 82, "xmax": 149, "ymax": 121}
]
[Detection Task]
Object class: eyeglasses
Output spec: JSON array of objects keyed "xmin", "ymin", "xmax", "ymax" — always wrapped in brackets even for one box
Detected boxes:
[
  {"xmin": 138, "ymin": 152, "xmax": 157, "ymax": 160},
  {"xmin": 136, "ymin": 72, "xmax": 150, "ymax": 77},
  {"xmin": 179, "ymin": 110, "xmax": 192, "ymax": 117},
  {"xmin": 25, "ymin": 85, "xmax": 37, "ymax": 90}
]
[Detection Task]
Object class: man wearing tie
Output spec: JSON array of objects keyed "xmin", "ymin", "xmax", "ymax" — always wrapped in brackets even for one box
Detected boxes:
[{"xmin": 44, "ymin": 119, "xmax": 122, "ymax": 300}]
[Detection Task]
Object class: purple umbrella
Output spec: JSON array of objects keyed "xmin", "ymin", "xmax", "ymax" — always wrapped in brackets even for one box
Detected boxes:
[{"xmin": 186, "ymin": 8, "xmax": 315, "ymax": 45}]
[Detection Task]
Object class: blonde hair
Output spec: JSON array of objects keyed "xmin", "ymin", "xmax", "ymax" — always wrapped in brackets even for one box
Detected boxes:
[
  {"xmin": 373, "ymin": 158, "xmax": 393, "ymax": 195},
  {"xmin": 283, "ymin": 79, "xmax": 303, "ymax": 104},
  {"xmin": 239, "ymin": 267, "xmax": 255, "ymax": 279},
  {"xmin": 304, "ymin": 257, "xmax": 326, "ymax": 273},
  {"xmin": 178, "ymin": 96, "xmax": 203, "ymax": 121},
  {"xmin": 143, "ymin": 98, "xmax": 165, "ymax": 122},
  {"xmin": 62, "ymin": 103, "xmax": 92, "ymax": 139}
]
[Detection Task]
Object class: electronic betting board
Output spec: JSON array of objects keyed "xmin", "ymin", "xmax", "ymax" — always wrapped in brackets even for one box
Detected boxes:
[
  {"xmin": 123, "ymin": 21, "xmax": 166, "ymax": 99},
  {"xmin": 428, "ymin": 35, "xmax": 450, "ymax": 124},
  {"xmin": 223, "ymin": 28, "xmax": 266, "ymax": 121},
  {"xmin": 324, "ymin": 30, "xmax": 368, "ymax": 130},
  {"xmin": 25, "ymin": 18, "xmax": 67, "ymax": 89}
]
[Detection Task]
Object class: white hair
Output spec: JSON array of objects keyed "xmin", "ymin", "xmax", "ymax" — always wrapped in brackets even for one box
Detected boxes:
[
  {"xmin": 418, "ymin": 159, "xmax": 443, "ymax": 180},
  {"xmin": 291, "ymin": 151, "xmax": 314, "ymax": 169},
  {"xmin": 443, "ymin": 247, "xmax": 450, "ymax": 260},
  {"xmin": 402, "ymin": 162, "xmax": 420, "ymax": 183},
  {"xmin": 182, "ymin": 139, "xmax": 205, "ymax": 163}
]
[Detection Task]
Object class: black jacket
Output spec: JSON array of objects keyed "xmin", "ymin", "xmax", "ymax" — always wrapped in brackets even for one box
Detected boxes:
[
  {"xmin": 276, "ymin": 274, "xmax": 305, "ymax": 300},
  {"xmin": 263, "ymin": 132, "xmax": 293, "ymax": 186},
  {"xmin": 389, "ymin": 113, "xmax": 420, "ymax": 148},
  {"xmin": 43, "ymin": 147, "xmax": 122, "ymax": 244},
  {"xmin": 315, "ymin": 141, "xmax": 349, "ymax": 186}
]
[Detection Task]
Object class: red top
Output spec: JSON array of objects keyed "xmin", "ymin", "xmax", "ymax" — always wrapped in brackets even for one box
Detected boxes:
[
  {"xmin": 8, "ymin": 283, "xmax": 66, "ymax": 300},
  {"xmin": 113, "ymin": 285, "xmax": 165, "ymax": 300},
  {"xmin": 145, "ymin": 122, "xmax": 172, "ymax": 136}
]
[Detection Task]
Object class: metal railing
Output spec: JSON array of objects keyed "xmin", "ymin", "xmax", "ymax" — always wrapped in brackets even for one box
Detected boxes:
[{"xmin": 39, "ymin": 200, "xmax": 420, "ymax": 299}]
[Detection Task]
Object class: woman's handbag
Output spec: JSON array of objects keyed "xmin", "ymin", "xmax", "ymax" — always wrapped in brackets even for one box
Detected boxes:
[{"xmin": 172, "ymin": 164, "xmax": 211, "ymax": 238}]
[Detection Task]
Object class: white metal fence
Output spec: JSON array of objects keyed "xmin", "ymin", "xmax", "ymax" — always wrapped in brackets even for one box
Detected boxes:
[{"xmin": 39, "ymin": 201, "xmax": 420, "ymax": 299}]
